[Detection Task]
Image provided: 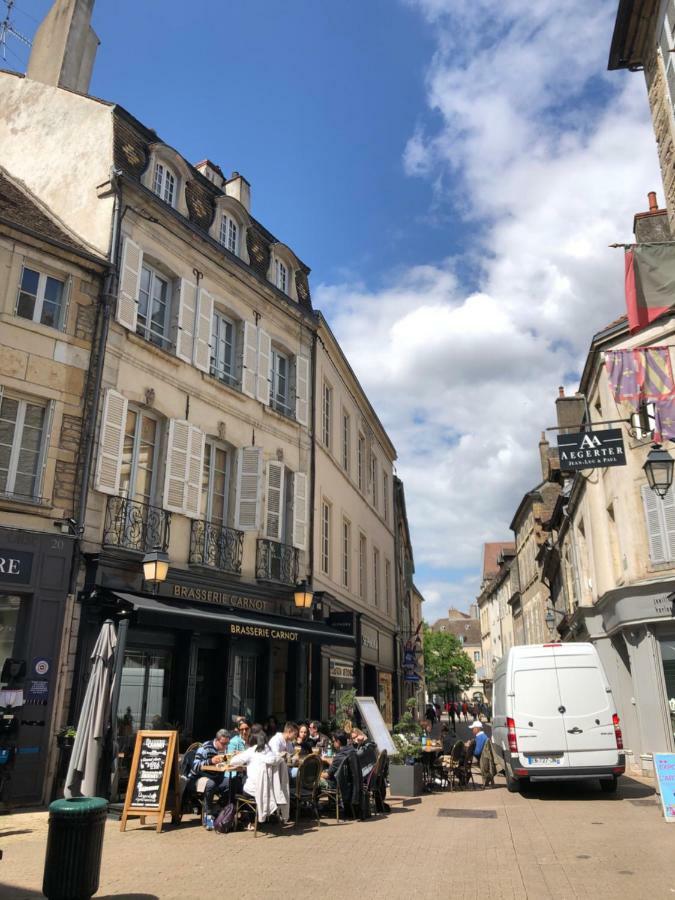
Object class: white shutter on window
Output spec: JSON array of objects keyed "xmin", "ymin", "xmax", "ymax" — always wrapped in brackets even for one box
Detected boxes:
[
  {"xmin": 257, "ymin": 329, "xmax": 271, "ymax": 404},
  {"xmin": 295, "ymin": 354, "xmax": 309, "ymax": 426},
  {"xmin": 663, "ymin": 487, "xmax": 675, "ymax": 562},
  {"xmin": 94, "ymin": 389, "xmax": 128, "ymax": 495},
  {"xmin": 235, "ymin": 446, "xmax": 262, "ymax": 530},
  {"xmin": 641, "ymin": 483, "xmax": 668, "ymax": 564},
  {"xmin": 116, "ymin": 237, "xmax": 142, "ymax": 331},
  {"xmin": 176, "ymin": 278, "xmax": 198, "ymax": 364},
  {"xmin": 37, "ymin": 400, "xmax": 55, "ymax": 499},
  {"xmin": 163, "ymin": 419, "xmax": 190, "ymax": 513},
  {"xmin": 292, "ymin": 471, "xmax": 308, "ymax": 551},
  {"xmin": 265, "ymin": 461, "xmax": 285, "ymax": 540},
  {"xmin": 242, "ymin": 321, "xmax": 258, "ymax": 398},
  {"xmin": 184, "ymin": 425, "xmax": 205, "ymax": 518},
  {"xmin": 193, "ymin": 289, "xmax": 214, "ymax": 373}
]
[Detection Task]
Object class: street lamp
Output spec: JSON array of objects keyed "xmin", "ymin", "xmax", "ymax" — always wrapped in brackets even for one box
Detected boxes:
[
  {"xmin": 142, "ymin": 546, "xmax": 169, "ymax": 593},
  {"xmin": 293, "ymin": 580, "xmax": 314, "ymax": 609},
  {"xmin": 643, "ymin": 444, "xmax": 675, "ymax": 499}
]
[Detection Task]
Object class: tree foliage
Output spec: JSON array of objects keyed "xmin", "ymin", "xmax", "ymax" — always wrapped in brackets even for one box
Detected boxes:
[{"xmin": 423, "ymin": 626, "xmax": 475, "ymax": 695}]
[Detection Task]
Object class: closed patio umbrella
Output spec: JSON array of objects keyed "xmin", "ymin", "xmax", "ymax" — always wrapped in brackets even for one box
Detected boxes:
[{"xmin": 64, "ymin": 619, "xmax": 117, "ymax": 798}]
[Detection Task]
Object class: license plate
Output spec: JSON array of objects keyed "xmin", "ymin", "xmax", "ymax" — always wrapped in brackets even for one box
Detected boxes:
[{"xmin": 527, "ymin": 756, "xmax": 561, "ymax": 766}]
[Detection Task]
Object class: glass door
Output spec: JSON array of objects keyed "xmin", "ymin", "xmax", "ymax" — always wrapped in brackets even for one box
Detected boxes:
[{"xmin": 231, "ymin": 653, "xmax": 257, "ymax": 722}]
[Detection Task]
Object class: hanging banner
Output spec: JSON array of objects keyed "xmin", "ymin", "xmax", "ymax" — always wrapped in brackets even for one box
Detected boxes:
[{"xmin": 557, "ymin": 429, "xmax": 626, "ymax": 471}]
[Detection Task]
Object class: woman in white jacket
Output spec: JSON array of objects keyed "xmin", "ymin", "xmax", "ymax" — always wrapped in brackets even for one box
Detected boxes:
[{"xmin": 230, "ymin": 726, "xmax": 290, "ymax": 826}]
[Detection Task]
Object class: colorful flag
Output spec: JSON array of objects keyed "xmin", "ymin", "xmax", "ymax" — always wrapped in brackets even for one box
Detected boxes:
[
  {"xmin": 643, "ymin": 347, "xmax": 675, "ymax": 398},
  {"xmin": 625, "ymin": 245, "xmax": 675, "ymax": 334},
  {"xmin": 655, "ymin": 395, "xmax": 675, "ymax": 441},
  {"xmin": 604, "ymin": 349, "xmax": 643, "ymax": 401}
]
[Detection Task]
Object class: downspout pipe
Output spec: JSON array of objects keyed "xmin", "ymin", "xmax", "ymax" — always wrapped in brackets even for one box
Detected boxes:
[{"xmin": 308, "ymin": 326, "xmax": 318, "ymax": 590}]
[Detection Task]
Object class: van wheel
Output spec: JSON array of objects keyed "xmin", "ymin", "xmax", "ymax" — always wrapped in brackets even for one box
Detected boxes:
[
  {"xmin": 506, "ymin": 769, "xmax": 520, "ymax": 793},
  {"xmin": 600, "ymin": 776, "xmax": 618, "ymax": 794}
]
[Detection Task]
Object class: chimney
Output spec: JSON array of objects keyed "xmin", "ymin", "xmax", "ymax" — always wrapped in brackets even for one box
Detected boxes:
[
  {"xmin": 194, "ymin": 160, "xmax": 224, "ymax": 189},
  {"xmin": 539, "ymin": 431, "xmax": 550, "ymax": 481},
  {"xmin": 27, "ymin": 0, "xmax": 99, "ymax": 95},
  {"xmin": 633, "ymin": 190, "xmax": 671, "ymax": 243},
  {"xmin": 225, "ymin": 172, "xmax": 251, "ymax": 212},
  {"xmin": 555, "ymin": 388, "xmax": 585, "ymax": 435}
]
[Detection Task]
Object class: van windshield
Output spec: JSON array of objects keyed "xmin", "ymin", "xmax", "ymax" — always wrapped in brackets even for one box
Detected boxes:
[
  {"xmin": 513, "ymin": 668, "xmax": 559, "ymax": 717},
  {"xmin": 556, "ymin": 666, "xmax": 609, "ymax": 716}
]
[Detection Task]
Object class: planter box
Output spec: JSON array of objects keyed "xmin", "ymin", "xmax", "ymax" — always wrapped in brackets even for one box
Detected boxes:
[{"xmin": 388, "ymin": 762, "xmax": 423, "ymax": 797}]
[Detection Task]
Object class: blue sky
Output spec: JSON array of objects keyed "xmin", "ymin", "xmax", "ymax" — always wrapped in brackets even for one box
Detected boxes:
[{"xmin": 3, "ymin": 0, "xmax": 663, "ymax": 621}]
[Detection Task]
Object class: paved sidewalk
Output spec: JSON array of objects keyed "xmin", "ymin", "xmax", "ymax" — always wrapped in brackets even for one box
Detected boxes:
[{"xmin": 0, "ymin": 772, "xmax": 671, "ymax": 899}]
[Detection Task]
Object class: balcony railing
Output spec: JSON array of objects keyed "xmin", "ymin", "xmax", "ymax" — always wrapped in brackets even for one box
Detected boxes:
[
  {"xmin": 255, "ymin": 538, "xmax": 299, "ymax": 585},
  {"xmin": 189, "ymin": 520, "xmax": 244, "ymax": 575},
  {"xmin": 102, "ymin": 495, "xmax": 171, "ymax": 554}
]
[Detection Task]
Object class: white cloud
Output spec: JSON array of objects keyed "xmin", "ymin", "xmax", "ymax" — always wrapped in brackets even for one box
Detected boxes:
[{"xmin": 316, "ymin": 1, "xmax": 661, "ymax": 618}]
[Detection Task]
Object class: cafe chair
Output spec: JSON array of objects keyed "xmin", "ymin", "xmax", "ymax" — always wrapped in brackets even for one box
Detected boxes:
[
  {"xmin": 460, "ymin": 741, "xmax": 477, "ymax": 790},
  {"xmin": 319, "ymin": 753, "xmax": 361, "ymax": 822},
  {"xmin": 290, "ymin": 754, "xmax": 323, "ymax": 827},
  {"xmin": 363, "ymin": 750, "xmax": 389, "ymax": 816},
  {"xmin": 444, "ymin": 740, "xmax": 467, "ymax": 792},
  {"xmin": 235, "ymin": 792, "xmax": 260, "ymax": 837},
  {"xmin": 179, "ymin": 742, "xmax": 205, "ymax": 816}
]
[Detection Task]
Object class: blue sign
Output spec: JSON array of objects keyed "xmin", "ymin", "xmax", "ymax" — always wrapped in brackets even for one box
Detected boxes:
[{"xmin": 654, "ymin": 753, "xmax": 675, "ymax": 822}]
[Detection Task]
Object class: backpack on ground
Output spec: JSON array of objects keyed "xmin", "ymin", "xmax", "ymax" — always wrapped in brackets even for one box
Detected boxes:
[{"xmin": 214, "ymin": 802, "xmax": 236, "ymax": 834}]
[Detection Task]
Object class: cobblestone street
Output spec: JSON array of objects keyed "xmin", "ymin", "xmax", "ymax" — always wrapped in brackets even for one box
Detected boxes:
[{"xmin": 0, "ymin": 768, "xmax": 672, "ymax": 900}]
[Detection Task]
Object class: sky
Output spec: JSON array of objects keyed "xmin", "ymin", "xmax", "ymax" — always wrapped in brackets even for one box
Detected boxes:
[{"xmin": 3, "ymin": 0, "xmax": 663, "ymax": 622}]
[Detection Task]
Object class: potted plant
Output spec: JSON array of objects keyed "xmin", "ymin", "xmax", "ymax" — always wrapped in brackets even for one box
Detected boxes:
[
  {"xmin": 56, "ymin": 726, "xmax": 76, "ymax": 751},
  {"xmin": 388, "ymin": 699, "xmax": 424, "ymax": 797}
]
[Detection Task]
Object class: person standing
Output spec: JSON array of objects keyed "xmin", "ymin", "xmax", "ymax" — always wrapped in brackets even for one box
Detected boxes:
[
  {"xmin": 449, "ymin": 703, "xmax": 456, "ymax": 733},
  {"xmin": 461, "ymin": 700, "xmax": 468, "ymax": 722}
]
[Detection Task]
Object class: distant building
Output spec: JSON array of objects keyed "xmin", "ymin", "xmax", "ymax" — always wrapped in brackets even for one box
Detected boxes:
[{"xmin": 430, "ymin": 608, "xmax": 483, "ymax": 699}]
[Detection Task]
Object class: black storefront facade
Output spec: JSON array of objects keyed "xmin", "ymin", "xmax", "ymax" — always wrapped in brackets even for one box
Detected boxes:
[
  {"xmin": 75, "ymin": 550, "xmax": 354, "ymax": 800},
  {"xmin": 0, "ymin": 525, "xmax": 75, "ymax": 805}
]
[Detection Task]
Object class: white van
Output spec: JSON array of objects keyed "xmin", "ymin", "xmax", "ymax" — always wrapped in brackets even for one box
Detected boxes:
[{"xmin": 491, "ymin": 643, "xmax": 625, "ymax": 793}]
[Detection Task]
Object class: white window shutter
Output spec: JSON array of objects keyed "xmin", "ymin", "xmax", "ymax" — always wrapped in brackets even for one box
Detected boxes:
[
  {"xmin": 193, "ymin": 289, "xmax": 214, "ymax": 373},
  {"xmin": 94, "ymin": 389, "xmax": 128, "ymax": 495},
  {"xmin": 257, "ymin": 329, "xmax": 271, "ymax": 404},
  {"xmin": 184, "ymin": 425, "xmax": 205, "ymax": 518},
  {"xmin": 641, "ymin": 483, "xmax": 667, "ymax": 564},
  {"xmin": 295, "ymin": 355, "xmax": 309, "ymax": 426},
  {"xmin": 176, "ymin": 279, "xmax": 197, "ymax": 364},
  {"xmin": 663, "ymin": 487, "xmax": 675, "ymax": 562},
  {"xmin": 37, "ymin": 400, "xmax": 55, "ymax": 498},
  {"xmin": 116, "ymin": 237, "xmax": 142, "ymax": 331},
  {"xmin": 163, "ymin": 419, "xmax": 190, "ymax": 513},
  {"xmin": 242, "ymin": 321, "xmax": 258, "ymax": 398},
  {"xmin": 235, "ymin": 446, "xmax": 262, "ymax": 530},
  {"xmin": 265, "ymin": 460, "xmax": 285, "ymax": 540},
  {"xmin": 292, "ymin": 471, "xmax": 308, "ymax": 551}
]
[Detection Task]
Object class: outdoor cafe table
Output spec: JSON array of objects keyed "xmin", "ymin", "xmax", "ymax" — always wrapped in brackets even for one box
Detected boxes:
[{"xmin": 421, "ymin": 742, "xmax": 443, "ymax": 791}]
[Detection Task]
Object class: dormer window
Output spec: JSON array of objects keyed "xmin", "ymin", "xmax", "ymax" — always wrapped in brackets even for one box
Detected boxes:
[
  {"xmin": 275, "ymin": 258, "xmax": 288, "ymax": 293},
  {"xmin": 153, "ymin": 162, "xmax": 176, "ymax": 206},
  {"xmin": 219, "ymin": 214, "xmax": 239, "ymax": 255}
]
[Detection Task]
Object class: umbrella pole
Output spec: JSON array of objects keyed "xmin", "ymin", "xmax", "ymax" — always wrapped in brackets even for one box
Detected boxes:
[{"xmin": 108, "ymin": 615, "xmax": 129, "ymax": 799}]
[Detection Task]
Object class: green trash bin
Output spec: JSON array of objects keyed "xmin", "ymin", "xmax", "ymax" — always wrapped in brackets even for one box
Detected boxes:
[{"xmin": 42, "ymin": 797, "xmax": 108, "ymax": 900}]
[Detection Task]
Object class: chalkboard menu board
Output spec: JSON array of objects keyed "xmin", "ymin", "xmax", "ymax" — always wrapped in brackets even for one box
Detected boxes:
[{"xmin": 120, "ymin": 730, "xmax": 181, "ymax": 833}]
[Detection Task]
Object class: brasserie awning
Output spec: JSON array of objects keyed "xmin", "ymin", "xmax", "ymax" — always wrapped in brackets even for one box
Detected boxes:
[{"xmin": 110, "ymin": 591, "xmax": 356, "ymax": 645}]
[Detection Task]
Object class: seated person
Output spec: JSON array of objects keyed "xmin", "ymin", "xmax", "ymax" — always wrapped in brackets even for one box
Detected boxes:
[
  {"xmin": 190, "ymin": 728, "xmax": 231, "ymax": 830},
  {"xmin": 350, "ymin": 727, "xmax": 377, "ymax": 779},
  {"xmin": 307, "ymin": 720, "xmax": 328, "ymax": 751},
  {"xmin": 469, "ymin": 721, "xmax": 488, "ymax": 760},
  {"xmin": 229, "ymin": 725, "xmax": 280, "ymax": 830},
  {"xmin": 440, "ymin": 724, "xmax": 453, "ymax": 753},
  {"xmin": 294, "ymin": 723, "xmax": 312, "ymax": 757},
  {"xmin": 264, "ymin": 716, "xmax": 279, "ymax": 738},
  {"xmin": 268, "ymin": 721, "xmax": 298, "ymax": 756},
  {"xmin": 227, "ymin": 719, "xmax": 251, "ymax": 753},
  {"xmin": 322, "ymin": 730, "xmax": 357, "ymax": 787}
]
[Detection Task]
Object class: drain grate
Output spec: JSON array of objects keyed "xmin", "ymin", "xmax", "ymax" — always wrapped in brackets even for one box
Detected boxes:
[{"xmin": 438, "ymin": 808, "xmax": 497, "ymax": 819}]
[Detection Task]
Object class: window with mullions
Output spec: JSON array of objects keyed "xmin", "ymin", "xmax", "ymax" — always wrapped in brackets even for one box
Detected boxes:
[
  {"xmin": 270, "ymin": 348, "xmax": 291, "ymax": 416},
  {"xmin": 321, "ymin": 500, "xmax": 331, "ymax": 576},
  {"xmin": 342, "ymin": 518, "xmax": 351, "ymax": 589},
  {"xmin": 342, "ymin": 411, "xmax": 350, "ymax": 473},
  {"xmin": 137, "ymin": 264, "xmax": 171, "ymax": 348},
  {"xmin": 275, "ymin": 258, "xmax": 288, "ymax": 293},
  {"xmin": 201, "ymin": 441, "xmax": 230, "ymax": 526},
  {"xmin": 210, "ymin": 310, "xmax": 237, "ymax": 387},
  {"xmin": 0, "ymin": 394, "xmax": 47, "ymax": 501},
  {"xmin": 120, "ymin": 406, "xmax": 159, "ymax": 508},
  {"xmin": 322, "ymin": 381, "xmax": 332, "ymax": 448},
  {"xmin": 16, "ymin": 266, "xmax": 67, "ymax": 330},
  {"xmin": 153, "ymin": 162, "xmax": 176, "ymax": 206},
  {"xmin": 219, "ymin": 215, "xmax": 239, "ymax": 255}
]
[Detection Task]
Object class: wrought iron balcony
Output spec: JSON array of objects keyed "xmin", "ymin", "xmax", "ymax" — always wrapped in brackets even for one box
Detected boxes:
[
  {"xmin": 102, "ymin": 495, "xmax": 171, "ymax": 554},
  {"xmin": 255, "ymin": 538, "xmax": 299, "ymax": 585},
  {"xmin": 189, "ymin": 519, "xmax": 244, "ymax": 575}
]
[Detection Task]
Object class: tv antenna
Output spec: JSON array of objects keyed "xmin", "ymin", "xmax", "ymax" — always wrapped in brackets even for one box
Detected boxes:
[{"xmin": 0, "ymin": 2, "xmax": 32, "ymax": 64}]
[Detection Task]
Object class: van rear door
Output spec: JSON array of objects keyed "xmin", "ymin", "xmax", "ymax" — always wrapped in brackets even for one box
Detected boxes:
[
  {"xmin": 511, "ymin": 654, "xmax": 568, "ymax": 770},
  {"xmin": 555, "ymin": 652, "xmax": 619, "ymax": 768}
]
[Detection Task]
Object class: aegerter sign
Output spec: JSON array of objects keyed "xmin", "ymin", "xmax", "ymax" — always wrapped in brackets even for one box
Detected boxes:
[{"xmin": 556, "ymin": 429, "xmax": 626, "ymax": 471}]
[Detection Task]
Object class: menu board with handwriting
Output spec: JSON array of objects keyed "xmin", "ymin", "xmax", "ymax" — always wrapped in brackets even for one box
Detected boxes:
[{"xmin": 121, "ymin": 730, "xmax": 180, "ymax": 833}]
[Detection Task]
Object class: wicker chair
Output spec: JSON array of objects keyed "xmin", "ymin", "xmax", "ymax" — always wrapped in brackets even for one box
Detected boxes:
[
  {"xmin": 290, "ymin": 754, "xmax": 323, "ymax": 827},
  {"xmin": 363, "ymin": 750, "xmax": 388, "ymax": 815}
]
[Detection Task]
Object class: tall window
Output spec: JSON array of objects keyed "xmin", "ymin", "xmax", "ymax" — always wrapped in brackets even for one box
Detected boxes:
[
  {"xmin": 16, "ymin": 267, "xmax": 66, "ymax": 330},
  {"xmin": 342, "ymin": 411, "xmax": 350, "ymax": 472},
  {"xmin": 153, "ymin": 162, "xmax": 176, "ymax": 206},
  {"xmin": 270, "ymin": 348, "xmax": 291, "ymax": 415},
  {"xmin": 120, "ymin": 406, "xmax": 159, "ymax": 507},
  {"xmin": 373, "ymin": 547, "xmax": 380, "ymax": 606},
  {"xmin": 359, "ymin": 533, "xmax": 367, "ymax": 600},
  {"xmin": 138, "ymin": 264, "xmax": 171, "ymax": 348},
  {"xmin": 322, "ymin": 381, "xmax": 332, "ymax": 448},
  {"xmin": 275, "ymin": 259, "xmax": 288, "ymax": 293},
  {"xmin": 0, "ymin": 394, "xmax": 47, "ymax": 500},
  {"xmin": 385, "ymin": 558, "xmax": 391, "ymax": 614},
  {"xmin": 219, "ymin": 214, "xmax": 239, "ymax": 255},
  {"xmin": 371, "ymin": 456, "xmax": 378, "ymax": 509},
  {"xmin": 342, "ymin": 518, "xmax": 351, "ymax": 588},
  {"xmin": 642, "ymin": 484, "xmax": 675, "ymax": 564},
  {"xmin": 211, "ymin": 310, "xmax": 236, "ymax": 386},
  {"xmin": 383, "ymin": 472, "xmax": 389, "ymax": 522},
  {"xmin": 201, "ymin": 441, "xmax": 229, "ymax": 526},
  {"xmin": 660, "ymin": 2, "xmax": 675, "ymax": 111},
  {"xmin": 357, "ymin": 434, "xmax": 365, "ymax": 492},
  {"xmin": 321, "ymin": 500, "xmax": 331, "ymax": 575}
]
